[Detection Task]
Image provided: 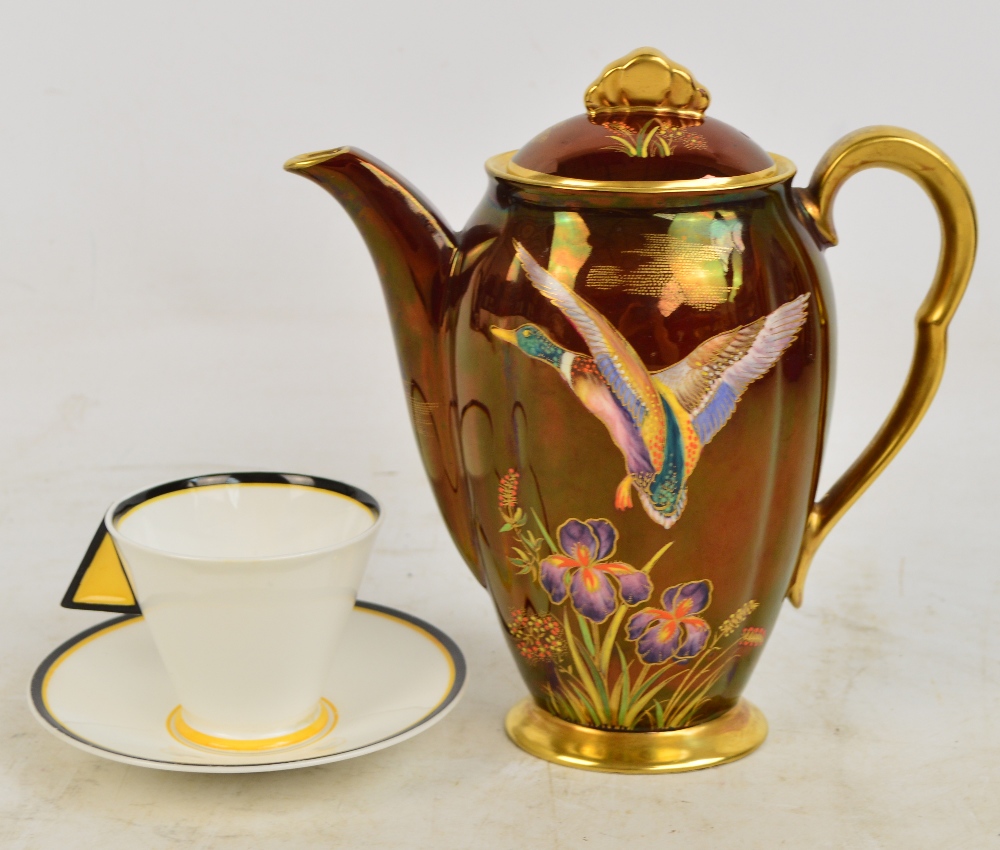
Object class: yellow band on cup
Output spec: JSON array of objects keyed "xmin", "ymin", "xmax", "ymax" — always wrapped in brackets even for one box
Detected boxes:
[{"xmin": 167, "ymin": 698, "xmax": 338, "ymax": 752}]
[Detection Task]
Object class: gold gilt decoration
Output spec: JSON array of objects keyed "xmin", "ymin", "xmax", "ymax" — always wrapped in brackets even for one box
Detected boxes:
[
  {"xmin": 586, "ymin": 212, "xmax": 744, "ymax": 317},
  {"xmin": 787, "ymin": 127, "xmax": 977, "ymax": 607},
  {"xmin": 505, "ymin": 697, "xmax": 767, "ymax": 774},
  {"xmin": 585, "ymin": 48, "xmax": 710, "ymax": 119},
  {"xmin": 409, "ymin": 397, "xmax": 439, "ymax": 442},
  {"xmin": 491, "ymin": 151, "xmax": 794, "ymax": 195},
  {"xmin": 604, "ymin": 120, "xmax": 709, "ymax": 159}
]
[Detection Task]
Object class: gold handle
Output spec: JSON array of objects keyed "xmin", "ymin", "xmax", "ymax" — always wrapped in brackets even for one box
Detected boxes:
[{"xmin": 787, "ymin": 126, "xmax": 976, "ymax": 606}]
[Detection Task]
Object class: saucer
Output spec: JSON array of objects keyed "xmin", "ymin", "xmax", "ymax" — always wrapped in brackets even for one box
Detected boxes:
[{"xmin": 29, "ymin": 601, "xmax": 466, "ymax": 773}]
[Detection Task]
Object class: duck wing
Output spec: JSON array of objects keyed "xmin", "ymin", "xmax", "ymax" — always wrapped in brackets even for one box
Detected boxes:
[
  {"xmin": 571, "ymin": 361, "xmax": 656, "ymax": 475},
  {"xmin": 513, "ymin": 241, "xmax": 668, "ymax": 471},
  {"xmin": 652, "ymin": 294, "xmax": 810, "ymax": 445}
]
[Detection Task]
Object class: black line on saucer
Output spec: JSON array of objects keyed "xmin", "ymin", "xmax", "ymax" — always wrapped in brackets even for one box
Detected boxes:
[
  {"xmin": 31, "ymin": 614, "xmax": 140, "ymax": 746},
  {"xmin": 31, "ymin": 602, "xmax": 465, "ymax": 770},
  {"xmin": 351, "ymin": 600, "xmax": 468, "ymax": 741}
]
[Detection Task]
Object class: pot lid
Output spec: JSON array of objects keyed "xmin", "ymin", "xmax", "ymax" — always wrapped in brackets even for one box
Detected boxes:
[{"xmin": 496, "ymin": 48, "xmax": 779, "ymax": 189}]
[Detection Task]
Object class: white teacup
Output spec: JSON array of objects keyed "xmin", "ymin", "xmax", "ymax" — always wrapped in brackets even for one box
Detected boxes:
[{"xmin": 99, "ymin": 473, "xmax": 381, "ymax": 751}]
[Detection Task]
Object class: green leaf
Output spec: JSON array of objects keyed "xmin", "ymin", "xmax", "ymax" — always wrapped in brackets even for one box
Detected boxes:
[
  {"xmin": 532, "ymin": 509, "xmax": 558, "ymax": 553},
  {"xmin": 667, "ymin": 665, "xmax": 730, "ymax": 729},
  {"xmin": 626, "ymin": 655, "xmax": 720, "ymax": 728},
  {"xmin": 499, "ymin": 523, "xmax": 513, "ymax": 533},
  {"xmin": 574, "ymin": 632, "xmax": 611, "ymax": 721},
  {"xmin": 657, "ymin": 643, "xmax": 726, "ymax": 722},
  {"xmin": 548, "ymin": 687, "xmax": 585, "ymax": 726},
  {"xmin": 576, "ymin": 613, "xmax": 596, "ymax": 657},
  {"xmin": 609, "ymin": 671, "xmax": 624, "ymax": 721},
  {"xmin": 616, "ymin": 645, "xmax": 632, "ymax": 727},
  {"xmin": 606, "ymin": 137, "xmax": 636, "ymax": 156},
  {"xmin": 568, "ymin": 682, "xmax": 601, "ymax": 727},
  {"xmin": 599, "ymin": 605, "xmax": 629, "ymax": 674},
  {"xmin": 639, "ymin": 130, "xmax": 657, "ymax": 157},
  {"xmin": 624, "ymin": 665, "xmax": 688, "ymax": 726},
  {"xmin": 641, "ymin": 541, "xmax": 674, "ymax": 574},
  {"xmin": 563, "ymin": 612, "xmax": 606, "ymax": 724}
]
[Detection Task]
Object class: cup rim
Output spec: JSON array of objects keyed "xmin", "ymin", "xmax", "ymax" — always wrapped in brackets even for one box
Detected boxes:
[{"xmin": 104, "ymin": 472, "xmax": 383, "ymax": 564}]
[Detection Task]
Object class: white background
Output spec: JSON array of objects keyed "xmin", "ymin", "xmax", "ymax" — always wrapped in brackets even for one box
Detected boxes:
[{"xmin": 1, "ymin": 1, "xmax": 997, "ymax": 847}]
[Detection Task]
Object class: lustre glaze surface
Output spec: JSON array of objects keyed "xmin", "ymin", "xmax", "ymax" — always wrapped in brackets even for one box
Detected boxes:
[
  {"xmin": 450, "ymin": 183, "xmax": 828, "ymax": 730},
  {"xmin": 285, "ymin": 46, "xmax": 974, "ymax": 757}
]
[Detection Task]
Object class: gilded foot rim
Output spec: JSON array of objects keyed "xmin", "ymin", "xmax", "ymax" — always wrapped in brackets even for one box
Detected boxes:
[{"xmin": 504, "ymin": 697, "xmax": 767, "ymax": 774}]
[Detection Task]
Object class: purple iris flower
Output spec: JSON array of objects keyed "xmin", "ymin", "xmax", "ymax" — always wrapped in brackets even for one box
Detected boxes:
[
  {"xmin": 540, "ymin": 519, "xmax": 653, "ymax": 623},
  {"xmin": 626, "ymin": 581, "xmax": 713, "ymax": 664}
]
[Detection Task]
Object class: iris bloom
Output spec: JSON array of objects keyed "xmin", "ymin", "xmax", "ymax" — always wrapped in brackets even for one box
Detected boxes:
[
  {"xmin": 626, "ymin": 581, "xmax": 713, "ymax": 664},
  {"xmin": 540, "ymin": 519, "xmax": 652, "ymax": 623}
]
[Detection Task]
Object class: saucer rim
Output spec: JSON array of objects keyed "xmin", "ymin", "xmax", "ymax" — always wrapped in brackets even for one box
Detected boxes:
[{"xmin": 29, "ymin": 600, "xmax": 467, "ymax": 773}]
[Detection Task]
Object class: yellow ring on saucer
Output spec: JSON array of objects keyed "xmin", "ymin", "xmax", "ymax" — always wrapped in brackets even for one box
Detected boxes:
[{"xmin": 167, "ymin": 698, "xmax": 338, "ymax": 752}]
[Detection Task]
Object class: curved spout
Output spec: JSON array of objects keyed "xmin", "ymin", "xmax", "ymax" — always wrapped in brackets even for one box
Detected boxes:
[{"xmin": 284, "ymin": 147, "xmax": 484, "ymax": 583}]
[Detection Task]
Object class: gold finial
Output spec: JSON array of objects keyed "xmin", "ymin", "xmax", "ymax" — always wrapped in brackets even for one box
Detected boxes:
[{"xmin": 585, "ymin": 48, "xmax": 710, "ymax": 119}]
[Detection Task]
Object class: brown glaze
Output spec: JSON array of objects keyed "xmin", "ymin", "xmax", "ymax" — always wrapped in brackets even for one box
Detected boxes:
[
  {"xmin": 286, "ymin": 149, "xmax": 485, "ymax": 583},
  {"xmin": 512, "ymin": 114, "xmax": 774, "ymax": 181},
  {"xmin": 285, "ymin": 40, "xmax": 977, "ymax": 744},
  {"xmin": 459, "ymin": 182, "xmax": 829, "ymax": 728},
  {"xmin": 292, "ymin": 148, "xmax": 834, "ymax": 731}
]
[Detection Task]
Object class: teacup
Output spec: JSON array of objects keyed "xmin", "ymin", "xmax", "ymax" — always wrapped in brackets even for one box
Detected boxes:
[{"xmin": 64, "ymin": 472, "xmax": 382, "ymax": 751}]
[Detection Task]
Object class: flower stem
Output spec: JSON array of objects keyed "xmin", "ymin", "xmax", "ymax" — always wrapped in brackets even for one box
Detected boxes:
[
  {"xmin": 640, "ymin": 541, "xmax": 673, "ymax": 574},
  {"xmin": 531, "ymin": 508, "xmax": 557, "ymax": 553},
  {"xmin": 598, "ymin": 605, "xmax": 628, "ymax": 675}
]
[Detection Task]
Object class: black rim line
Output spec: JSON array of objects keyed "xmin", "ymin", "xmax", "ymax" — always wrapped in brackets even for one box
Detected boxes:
[
  {"xmin": 110, "ymin": 472, "xmax": 381, "ymax": 524},
  {"xmin": 62, "ymin": 472, "xmax": 382, "ymax": 614},
  {"xmin": 31, "ymin": 601, "xmax": 467, "ymax": 769}
]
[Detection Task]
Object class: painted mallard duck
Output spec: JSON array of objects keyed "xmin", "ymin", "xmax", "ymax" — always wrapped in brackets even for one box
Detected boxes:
[{"xmin": 491, "ymin": 241, "xmax": 809, "ymax": 530}]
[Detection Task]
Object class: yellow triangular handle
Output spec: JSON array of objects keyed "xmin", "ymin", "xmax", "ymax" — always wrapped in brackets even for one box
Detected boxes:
[{"xmin": 62, "ymin": 523, "xmax": 139, "ymax": 613}]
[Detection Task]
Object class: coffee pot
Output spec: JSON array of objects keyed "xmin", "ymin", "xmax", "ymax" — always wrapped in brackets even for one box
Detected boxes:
[{"xmin": 285, "ymin": 48, "xmax": 975, "ymax": 772}]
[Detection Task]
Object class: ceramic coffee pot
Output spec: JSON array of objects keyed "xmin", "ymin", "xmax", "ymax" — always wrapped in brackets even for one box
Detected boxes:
[{"xmin": 285, "ymin": 48, "xmax": 975, "ymax": 773}]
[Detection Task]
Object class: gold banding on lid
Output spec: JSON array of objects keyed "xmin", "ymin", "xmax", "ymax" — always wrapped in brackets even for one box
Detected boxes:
[
  {"xmin": 585, "ymin": 48, "xmax": 710, "ymax": 119},
  {"xmin": 487, "ymin": 151, "xmax": 796, "ymax": 195}
]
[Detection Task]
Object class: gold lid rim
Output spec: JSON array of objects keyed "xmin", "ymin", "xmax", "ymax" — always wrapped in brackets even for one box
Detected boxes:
[{"xmin": 485, "ymin": 151, "xmax": 796, "ymax": 195}]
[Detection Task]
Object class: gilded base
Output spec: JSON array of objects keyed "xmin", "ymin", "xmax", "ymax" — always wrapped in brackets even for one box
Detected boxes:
[{"xmin": 504, "ymin": 697, "xmax": 767, "ymax": 774}]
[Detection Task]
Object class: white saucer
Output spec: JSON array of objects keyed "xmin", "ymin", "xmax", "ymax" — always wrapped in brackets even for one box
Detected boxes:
[{"xmin": 29, "ymin": 601, "xmax": 466, "ymax": 773}]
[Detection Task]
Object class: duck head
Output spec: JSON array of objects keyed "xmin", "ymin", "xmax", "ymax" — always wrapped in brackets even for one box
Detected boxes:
[{"xmin": 491, "ymin": 324, "xmax": 565, "ymax": 368}]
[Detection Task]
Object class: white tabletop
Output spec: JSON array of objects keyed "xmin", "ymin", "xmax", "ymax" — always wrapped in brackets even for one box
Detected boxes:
[{"xmin": 1, "ymin": 2, "xmax": 997, "ymax": 846}]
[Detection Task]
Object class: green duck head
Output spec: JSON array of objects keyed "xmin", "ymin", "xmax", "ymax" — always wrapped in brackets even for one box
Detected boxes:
[{"xmin": 490, "ymin": 324, "xmax": 565, "ymax": 368}]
